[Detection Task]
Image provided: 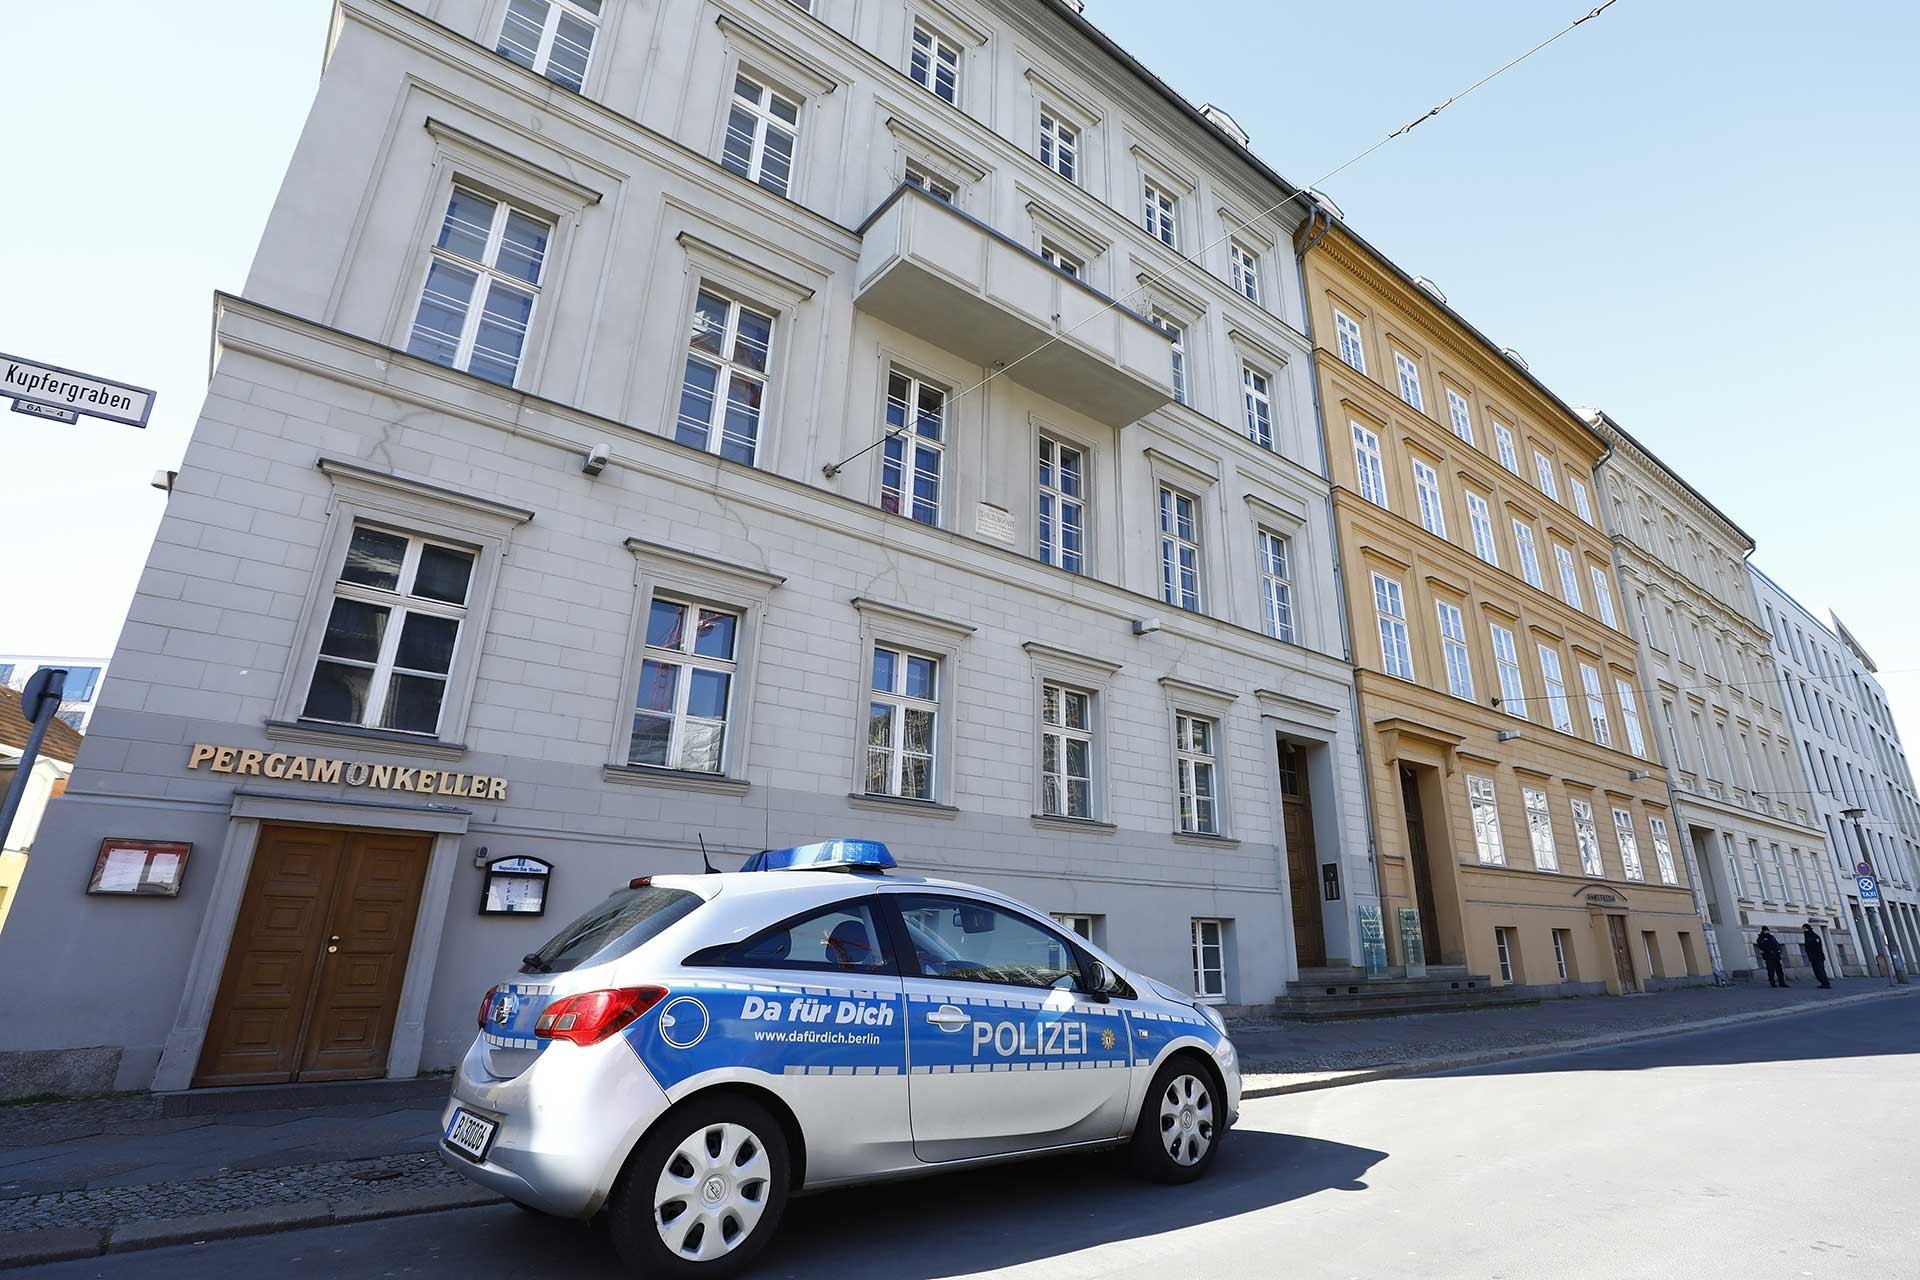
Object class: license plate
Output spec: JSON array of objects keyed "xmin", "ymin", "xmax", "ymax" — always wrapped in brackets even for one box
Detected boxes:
[{"xmin": 444, "ymin": 1108, "xmax": 498, "ymax": 1162}]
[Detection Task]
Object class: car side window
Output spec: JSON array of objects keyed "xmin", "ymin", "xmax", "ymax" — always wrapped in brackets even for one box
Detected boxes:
[
  {"xmin": 690, "ymin": 899, "xmax": 896, "ymax": 975},
  {"xmin": 892, "ymin": 894, "xmax": 1083, "ymax": 991}
]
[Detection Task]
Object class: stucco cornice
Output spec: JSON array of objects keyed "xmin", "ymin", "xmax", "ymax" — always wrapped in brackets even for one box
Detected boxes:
[{"xmin": 1585, "ymin": 408, "xmax": 1752, "ymax": 551}]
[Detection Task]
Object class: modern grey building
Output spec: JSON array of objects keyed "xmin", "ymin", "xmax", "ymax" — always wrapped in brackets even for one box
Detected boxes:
[
  {"xmin": 1751, "ymin": 566, "xmax": 1920, "ymax": 978},
  {"xmin": 0, "ymin": 0, "xmax": 1372, "ymax": 1097},
  {"xmin": 0, "ymin": 655, "xmax": 112, "ymax": 732}
]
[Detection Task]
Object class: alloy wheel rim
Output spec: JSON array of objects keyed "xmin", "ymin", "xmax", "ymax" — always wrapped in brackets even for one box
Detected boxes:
[
  {"xmin": 654, "ymin": 1122, "xmax": 772, "ymax": 1261},
  {"xmin": 1158, "ymin": 1073, "xmax": 1215, "ymax": 1166}
]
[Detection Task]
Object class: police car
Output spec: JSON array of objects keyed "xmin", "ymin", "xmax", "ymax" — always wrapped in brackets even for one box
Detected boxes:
[{"xmin": 441, "ymin": 839, "xmax": 1240, "ymax": 1276}]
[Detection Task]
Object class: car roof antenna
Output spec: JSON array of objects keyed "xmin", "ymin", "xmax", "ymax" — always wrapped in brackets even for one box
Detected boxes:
[{"xmin": 698, "ymin": 832, "xmax": 719, "ymax": 875}]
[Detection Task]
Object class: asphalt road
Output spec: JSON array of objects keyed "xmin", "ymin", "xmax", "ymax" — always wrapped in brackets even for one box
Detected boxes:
[{"xmin": 25, "ymin": 994, "xmax": 1919, "ymax": 1279}]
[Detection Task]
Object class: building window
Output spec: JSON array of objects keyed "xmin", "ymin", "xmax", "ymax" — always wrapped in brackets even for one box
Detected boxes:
[
  {"xmin": 1241, "ymin": 365, "xmax": 1274, "ymax": 449},
  {"xmin": 1555, "ymin": 545, "xmax": 1584, "ymax": 610},
  {"xmin": 1158, "ymin": 487, "xmax": 1202, "ymax": 611},
  {"xmin": 1053, "ymin": 913, "xmax": 1099, "ymax": 942},
  {"xmin": 1258, "ymin": 531, "xmax": 1296, "ymax": 644},
  {"xmin": 1412, "ymin": 459, "xmax": 1447, "ymax": 537},
  {"xmin": 1590, "ymin": 567, "xmax": 1618, "ymax": 629},
  {"xmin": 630, "ymin": 599, "xmax": 739, "ymax": 772},
  {"xmin": 1041, "ymin": 682, "xmax": 1094, "ymax": 819},
  {"xmin": 1469, "ymin": 775, "xmax": 1506, "ymax": 866},
  {"xmin": 1191, "ymin": 918, "xmax": 1227, "ymax": 1000},
  {"xmin": 1513, "ymin": 519, "xmax": 1543, "ymax": 589},
  {"xmin": 1524, "ymin": 786, "xmax": 1559, "ymax": 872},
  {"xmin": 1533, "ymin": 451, "xmax": 1559, "ymax": 502},
  {"xmin": 1492, "ymin": 624, "xmax": 1527, "ymax": 718},
  {"xmin": 1569, "ymin": 477, "xmax": 1594, "ymax": 524},
  {"xmin": 1581, "ymin": 663, "xmax": 1613, "ymax": 747},
  {"xmin": 1352, "ymin": 422, "xmax": 1388, "ymax": 508},
  {"xmin": 1039, "ymin": 239, "xmax": 1083, "ymax": 279},
  {"xmin": 1393, "ymin": 351, "xmax": 1424, "ymax": 412},
  {"xmin": 1175, "ymin": 713, "xmax": 1220, "ymax": 835},
  {"xmin": 1553, "ymin": 929, "xmax": 1571, "ymax": 980},
  {"xmin": 1571, "ymin": 797, "xmax": 1604, "ymax": 876},
  {"xmin": 909, "ymin": 24, "xmax": 960, "ymax": 105},
  {"xmin": 1438, "ymin": 601, "xmax": 1474, "ymax": 699},
  {"xmin": 721, "ymin": 73, "xmax": 800, "ymax": 197},
  {"xmin": 867, "ymin": 646, "xmax": 939, "ymax": 801},
  {"xmin": 1445, "ymin": 389, "xmax": 1475, "ymax": 444},
  {"xmin": 1372, "ymin": 573, "xmax": 1414, "ymax": 680},
  {"xmin": 1495, "ymin": 928, "xmax": 1515, "ymax": 983},
  {"xmin": 1333, "ymin": 309, "xmax": 1366, "ymax": 373},
  {"xmin": 496, "ymin": 0, "xmax": 599, "ymax": 92},
  {"xmin": 903, "ymin": 163, "xmax": 956, "ymax": 202},
  {"xmin": 1143, "ymin": 182, "xmax": 1179, "ymax": 247},
  {"xmin": 1539, "ymin": 643, "xmax": 1574, "ymax": 733},
  {"xmin": 301, "ymin": 526, "xmax": 476, "ymax": 736},
  {"xmin": 1649, "ymin": 815, "xmax": 1679, "ymax": 886},
  {"xmin": 1039, "ymin": 110, "xmax": 1078, "ymax": 181},
  {"xmin": 677, "ymin": 289, "xmax": 773, "ymax": 465},
  {"xmin": 1613, "ymin": 808, "xmax": 1645, "ymax": 881},
  {"xmin": 407, "ymin": 188, "xmax": 550, "ymax": 388},
  {"xmin": 1149, "ymin": 310, "xmax": 1188, "ymax": 406},
  {"xmin": 1618, "ymin": 679, "xmax": 1647, "ymax": 758},
  {"xmin": 1229, "ymin": 240, "xmax": 1261, "ymax": 302},
  {"xmin": 1494, "ymin": 421, "xmax": 1519, "ymax": 474},
  {"xmin": 1467, "ymin": 492, "xmax": 1499, "ymax": 566},
  {"xmin": 1642, "ymin": 931, "xmax": 1662, "ymax": 977},
  {"xmin": 881, "ymin": 368, "xmax": 945, "ymax": 526},
  {"xmin": 1037, "ymin": 436, "xmax": 1086, "ymax": 574}
]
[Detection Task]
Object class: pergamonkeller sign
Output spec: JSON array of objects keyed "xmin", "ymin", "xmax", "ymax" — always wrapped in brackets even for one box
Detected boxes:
[{"xmin": 2, "ymin": 353, "xmax": 155, "ymax": 428}]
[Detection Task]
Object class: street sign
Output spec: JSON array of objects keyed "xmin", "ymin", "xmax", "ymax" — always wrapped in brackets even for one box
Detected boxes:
[
  {"xmin": 2, "ymin": 352, "xmax": 155, "ymax": 428},
  {"xmin": 1857, "ymin": 861, "xmax": 1875, "ymax": 878},
  {"xmin": 9, "ymin": 398, "xmax": 79, "ymax": 424},
  {"xmin": 1858, "ymin": 874, "xmax": 1881, "ymax": 902}
]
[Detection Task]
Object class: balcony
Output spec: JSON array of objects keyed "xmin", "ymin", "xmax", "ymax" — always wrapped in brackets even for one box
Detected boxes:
[{"xmin": 854, "ymin": 186, "xmax": 1174, "ymax": 426}]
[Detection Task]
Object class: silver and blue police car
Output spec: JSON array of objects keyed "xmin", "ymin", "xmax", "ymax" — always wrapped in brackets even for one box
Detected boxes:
[{"xmin": 441, "ymin": 839, "xmax": 1240, "ymax": 1276}]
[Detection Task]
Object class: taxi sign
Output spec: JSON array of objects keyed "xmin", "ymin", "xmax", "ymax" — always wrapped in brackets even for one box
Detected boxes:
[
  {"xmin": 1858, "ymin": 874, "xmax": 1880, "ymax": 902},
  {"xmin": 740, "ymin": 839, "xmax": 896, "ymax": 873}
]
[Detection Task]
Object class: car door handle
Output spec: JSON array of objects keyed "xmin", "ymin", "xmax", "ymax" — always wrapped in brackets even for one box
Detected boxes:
[{"xmin": 926, "ymin": 1005, "xmax": 971, "ymax": 1031}]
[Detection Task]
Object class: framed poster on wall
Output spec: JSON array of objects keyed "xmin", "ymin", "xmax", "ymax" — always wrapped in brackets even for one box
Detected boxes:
[{"xmin": 86, "ymin": 839, "xmax": 192, "ymax": 897}]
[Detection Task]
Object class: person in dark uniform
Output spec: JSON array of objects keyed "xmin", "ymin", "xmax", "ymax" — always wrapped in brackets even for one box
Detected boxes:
[
  {"xmin": 1755, "ymin": 926, "xmax": 1788, "ymax": 987},
  {"xmin": 1802, "ymin": 924, "xmax": 1833, "ymax": 989}
]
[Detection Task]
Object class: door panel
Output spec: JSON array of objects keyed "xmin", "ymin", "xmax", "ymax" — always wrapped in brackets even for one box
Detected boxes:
[
  {"xmin": 299, "ymin": 831, "xmax": 432, "ymax": 1081},
  {"xmin": 1607, "ymin": 915, "xmax": 1638, "ymax": 993},
  {"xmin": 1401, "ymin": 769, "xmax": 1441, "ymax": 965},
  {"xmin": 1282, "ymin": 744, "xmax": 1325, "ymax": 968}
]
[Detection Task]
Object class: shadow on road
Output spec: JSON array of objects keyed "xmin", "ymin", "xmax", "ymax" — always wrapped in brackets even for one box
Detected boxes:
[{"xmin": 503, "ymin": 1130, "xmax": 1386, "ymax": 1278}]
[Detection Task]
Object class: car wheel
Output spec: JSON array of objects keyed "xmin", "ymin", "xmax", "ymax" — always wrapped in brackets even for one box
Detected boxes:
[
  {"xmin": 1129, "ymin": 1057, "xmax": 1223, "ymax": 1184},
  {"xmin": 608, "ymin": 1096, "xmax": 791, "ymax": 1278}
]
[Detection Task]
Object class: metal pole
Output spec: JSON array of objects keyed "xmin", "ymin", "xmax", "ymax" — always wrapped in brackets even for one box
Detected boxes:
[{"xmin": 0, "ymin": 667, "xmax": 67, "ymax": 853}]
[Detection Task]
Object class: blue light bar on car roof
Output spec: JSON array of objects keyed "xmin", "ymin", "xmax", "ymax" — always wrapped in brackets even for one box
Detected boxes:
[{"xmin": 740, "ymin": 840, "xmax": 897, "ymax": 873}]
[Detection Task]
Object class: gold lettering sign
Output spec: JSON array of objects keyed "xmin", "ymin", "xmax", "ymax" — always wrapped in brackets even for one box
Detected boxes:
[{"xmin": 186, "ymin": 743, "xmax": 508, "ymax": 801}]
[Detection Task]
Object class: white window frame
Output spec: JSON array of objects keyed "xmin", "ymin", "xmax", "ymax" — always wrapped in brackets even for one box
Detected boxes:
[
  {"xmin": 1580, "ymin": 663, "xmax": 1613, "ymax": 747},
  {"xmin": 721, "ymin": 71, "xmax": 801, "ymax": 197},
  {"xmin": 1191, "ymin": 918, "xmax": 1227, "ymax": 1001},
  {"xmin": 1469, "ymin": 774, "xmax": 1506, "ymax": 866},
  {"xmin": 1649, "ymin": 814, "xmax": 1679, "ymax": 886},
  {"xmin": 903, "ymin": 161, "xmax": 957, "ymax": 203},
  {"xmin": 1617, "ymin": 679, "xmax": 1647, "ymax": 757},
  {"xmin": 1590, "ymin": 566, "xmax": 1618, "ymax": 628},
  {"xmin": 1038, "ymin": 108, "xmax": 1080, "ymax": 182},
  {"xmin": 1514, "ymin": 519, "xmax": 1543, "ymax": 589},
  {"xmin": 1352, "ymin": 421, "xmax": 1388, "ymax": 508},
  {"xmin": 1614, "ymin": 807, "xmax": 1646, "ymax": 881},
  {"xmin": 1037, "ymin": 434, "xmax": 1088, "ymax": 575},
  {"xmin": 866, "ymin": 644, "xmax": 942, "ymax": 802},
  {"xmin": 1554, "ymin": 544, "xmax": 1584, "ymax": 610},
  {"xmin": 1158, "ymin": 486, "xmax": 1203, "ymax": 612},
  {"xmin": 407, "ymin": 187, "xmax": 552, "ymax": 389},
  {"xmin": 1539, "ymin": 643, "xmax": 1574, "ymax": 733},
  {"xmin": 1534, "ymin": 450, "xmax": 1560, "ymax": 502},
  {"xmin": 1569, "ymin": 476, "xmax": 1594, "ymax": 524},
  {"xmin": 1445, "ymin": 388, "xmax": 1475, "ymax": 444},
  {"xmin": 1412, "ymin": 458, "xmax": 1447, "ymax": 537},
  {"xmin": 1492, "ymin": 624, "xmax": 1527, "ymax": 719},
  {"xmin": 1229, "ymin": 239, "xmax": 1261, "ymax": 303},
  {"xmin": 1393, "ymin": 350, "xmax": 1424, "ymax": 412},
  {"xmin": 1040, "ymin": 681, "xmax": 1096, "ymax": 820},
  {"xmin": 1553, "ymin": 930, "xmax": 1570, "ymax": 980},
  {"xmin": 1151, "ymin": 309, "xmax": 1190, "ymax": 406},
  {"xmin": 495, "ymin": 0, "xmax": 602, "ymax": 92},
  {"xmin": 1495, "ymin": 928, "xmax": 1514, "ymax": 983},
  {"xmin": 1241, "ymin": 364, "xmax": 1274, "ymax": 450},
  {"xmin": 1039, "ymin": 238, "xmax": 1084, "ymax": 280},
  {"xmin": 880, "ymin": 365, "xmax": 948, "ymax": 527},
  {"xmin": 1258, "ymin": 530, "xmax": 1297, "ymax": 644},
  {"xmin": 628, "ymin": 597, "xmax": 742, "ymax": 773},
  {"xmin": 1373, "ymin": 573, "xmax": 1414, "ymax": 681},
  {"xmin": 1333, "ymin": 308, "xmax": 1366, "ymax": 373},
  {"xmin": 1437, "ymin": 600, "xmax": 1474, "ymax": 700},
  {"xmin": 1571, "ymin": 796, "xmax": 1605, "ymax": 877},
  {"xmin": 908, "ymin": 23, "xmax": 962, "ymax": 106},
  {"xmin": 1143, "ymin": 181, "xmax": 1179, "ymax": 248},
  {"xmin": 1467, "ymin": 492, "xmax": 1499, "ymax": 566},
  {"xmin": 1175, "ymin": 712, "xmax": 1222, "ymax": 836},
  {"xmin": 1494, "ymin": 421, "xmax": 1520, "ymax": 474},
  {"xmin": 1524, "ymin": 786, "xmax": 1560, "ymax": 872},
  {"xmin": 676, "ymin": 287, "xmax": 776, "ymax": 466},
  {"xmin": 1053, "ymin": 913, "xmax": 1099, "ymax": 943}
]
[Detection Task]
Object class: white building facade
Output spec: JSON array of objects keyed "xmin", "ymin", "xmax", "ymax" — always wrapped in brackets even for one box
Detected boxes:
[
  {"xmin": 0, "ymin": 0, "xmax": 1373, "ymax": 1097},
  {"xmin": 0, "ymin": 656, "xmax": 111, "ymax": 731},
  {"xmin": 1751, "ymin": 566, "xmax": 1920, "ymax": 977},
  {"xmin": 1588, "ymin": 411, "xmax": 1844, "ymax": 978}
]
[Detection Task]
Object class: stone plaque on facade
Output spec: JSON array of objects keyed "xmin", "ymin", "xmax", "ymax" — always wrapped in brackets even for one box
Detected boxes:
[{"xmin": 973, "ymin": 501, "xmax": 1016, "ymax": 544}]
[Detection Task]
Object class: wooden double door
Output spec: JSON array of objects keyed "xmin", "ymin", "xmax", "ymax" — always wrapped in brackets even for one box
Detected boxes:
[
  {"xmin": 195, "ymin": 823, "xmax": 431, "ymax": 1087},
  {"xmin": 1279, "ymin": 741, "xmax": 1326, "ymax": 969}
]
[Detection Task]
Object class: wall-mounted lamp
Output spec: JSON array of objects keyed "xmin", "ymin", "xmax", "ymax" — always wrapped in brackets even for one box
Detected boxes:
[
  {"xmin": 1132, "ymin": 617, "xmax": 1162, "ymax": 636},
  {"xmin": 150, "ymin": 469, "xmax": 177, "ymax": 494},
  {"xmin": 1496, "ymin": 730, "xmax": 1523, "ymax": 743},
  {"xmin": 1627, "ymin": 770, "xmax": 1654, "ymax": 782},
  {"xmin": 583, "ymin": 442, "xmax": 611, "ymax": 476}
]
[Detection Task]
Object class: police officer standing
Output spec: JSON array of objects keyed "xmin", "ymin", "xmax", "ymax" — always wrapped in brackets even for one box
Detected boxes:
[
  {"xmin": 1755, "ymin": 926, "xmax": 1788, "ymax": 988},
  {"xmin": 1802, "ymin": 924, "xmax": 1833, "ymax": 989}
]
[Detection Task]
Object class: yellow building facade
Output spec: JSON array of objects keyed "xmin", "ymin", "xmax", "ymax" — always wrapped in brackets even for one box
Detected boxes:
[{"xmin": 1298, "ymin": 216, "xmax": 1704, "ymax": 994}]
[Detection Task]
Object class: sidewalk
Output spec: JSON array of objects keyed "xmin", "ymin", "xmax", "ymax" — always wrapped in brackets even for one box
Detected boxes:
[{"xmin": 1, "ymin": 979, "xmax": 1912, "ymax": 1268}]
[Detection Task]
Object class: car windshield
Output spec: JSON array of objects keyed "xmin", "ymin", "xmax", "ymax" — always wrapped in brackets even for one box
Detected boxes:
[{"xmin": 521, "ymin": 885, "xmax": 702, "ymax": 974}]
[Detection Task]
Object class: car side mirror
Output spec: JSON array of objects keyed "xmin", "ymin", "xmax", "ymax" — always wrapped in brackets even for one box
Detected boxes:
[{"xmin": 1088, "ymin": 960, "xmax": 1118, "ymax": 999}]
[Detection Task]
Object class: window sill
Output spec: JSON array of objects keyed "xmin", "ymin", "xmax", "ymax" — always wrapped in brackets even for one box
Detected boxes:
[
  {"xmin": 265, "ymin": 719, "xmax": 468, "ymax": 761},
  {"xmin": 603, "ymin": 765, "xmax": 750, "ymax": 795},
  {"xmin": 846, "ymin": 792, "xmax": 960, "ymax": 818},
  {"xmin": 1030, "ymin": 813, "xmax": 1118, "ymax": 835},
  {"xmin": 1172, "ymin": 830, "xmax": 1240, "ymax": 848}
]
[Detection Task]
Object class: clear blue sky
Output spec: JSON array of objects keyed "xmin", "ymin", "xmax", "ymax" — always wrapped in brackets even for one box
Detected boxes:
[{"xmin": 3, "ymin": 1, "xmax": 1916, "ymax": 764}]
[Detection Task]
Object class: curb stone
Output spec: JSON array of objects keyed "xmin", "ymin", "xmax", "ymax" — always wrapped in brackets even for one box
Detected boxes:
[
  {"xmin": 106, "ymin": 1200, "xmax": 333, "ymax": 1252},
  {"xmin": 1239, "ymin": 985, "xmax": 1916, "ymax": 1100},
  {"xmin": 0, "ymin": 1228, "xmax": 105, "ymax": 1270},
  {"xmin": 331, "ymin": 1181, "xmax": 505, "ymax": 1224}
]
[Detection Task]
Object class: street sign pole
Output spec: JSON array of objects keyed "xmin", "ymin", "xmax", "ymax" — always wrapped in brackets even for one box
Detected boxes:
[{"xmin": 0, "ymin": 668, "xmax": 68, "ymax": 854}]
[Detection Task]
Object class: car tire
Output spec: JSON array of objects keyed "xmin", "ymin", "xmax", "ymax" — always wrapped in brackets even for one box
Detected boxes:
[
  {"xmin": 607, "ymin": 1095, "xmax": 792, "ymax": 1278},
  {"xmin": 1129, "ymin": 1056, "xmax": 1224, "ymax": 1184}
]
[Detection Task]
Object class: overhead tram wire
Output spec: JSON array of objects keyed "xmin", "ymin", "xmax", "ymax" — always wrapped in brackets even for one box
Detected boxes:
[{"xmin": 821, "ymin": 0, "xmax": 1626, "ymax": 480}]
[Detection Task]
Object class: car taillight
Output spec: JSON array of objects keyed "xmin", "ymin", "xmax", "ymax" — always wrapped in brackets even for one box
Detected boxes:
[
  {"xmin": 534, "ymin": 986, "xmax": 668, "ymax": 1046},
  {"xmin": 477, "ymin": 985, "xmax": 501, "ymax": 1030}
]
